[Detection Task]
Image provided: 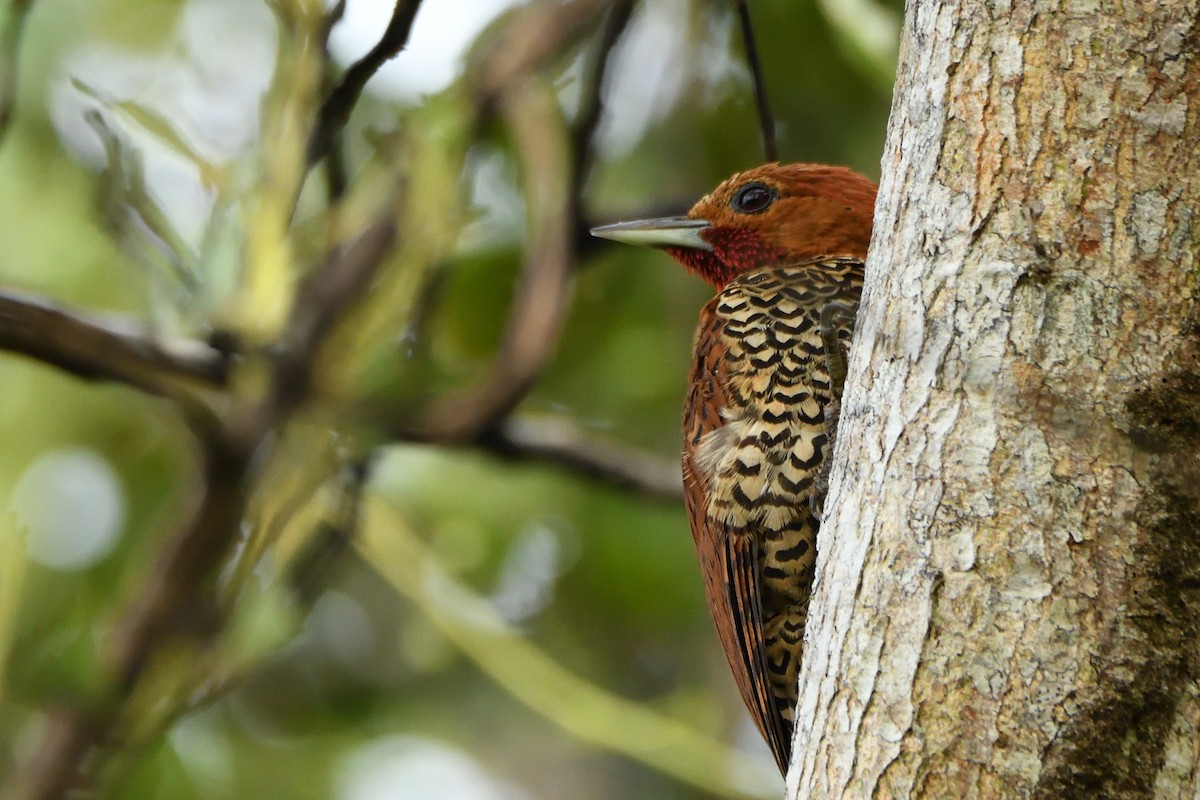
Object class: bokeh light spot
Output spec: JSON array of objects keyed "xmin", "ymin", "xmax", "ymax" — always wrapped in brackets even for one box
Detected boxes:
[
  {"xmin": 337, "ymin": 736, "xmax": 533, "ymax": 800},
  {"xmin": 12, "ymin": 448, "xmax": 125, "ymax": 571}
]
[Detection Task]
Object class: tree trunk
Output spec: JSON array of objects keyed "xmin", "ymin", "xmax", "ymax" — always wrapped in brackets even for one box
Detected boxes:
[{"xmin": 789, "ymin": 1, "xmax": 1200, "ymax": 798}]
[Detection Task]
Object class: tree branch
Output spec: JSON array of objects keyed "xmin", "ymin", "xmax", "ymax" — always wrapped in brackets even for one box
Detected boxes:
[
  {"xmin": 470, "ymin": 0, "xmax": 614, "ymax": 112},
  {"xmin": 0, "ymin": 282, "xmax": 680, "ymax": 501},
  {"xmin": 270, "ymin": 219, "xmax": 397, "ymax": 417},
  {"xmin": 17, "ymin": 220, "xmax": 399, "ymax": 800},
  {"xmin": 416, "ymin": 88, "xmax": 574, "ymax": 440},
  {"xmin": 12, "ymin": 5, "xmax": 670, "ymax": 789},
  {"xmin": 21, "ymin": 415, "xmax": 252, "ymax": 799},
  {"xmin": 730, "ymin": 0, "xmax": 777, "ymax": 162},
  {"xmin": 0, "ymin": 288, "xmax": 228, "ymax": 395},
  {"xmin": 307, "ymin": 0, "xmax": 424, "ymax": 167},
  {"xmin": 482, "ymin": 416, "xmax": 682, "ymax": 501},
  {"xmin": 569, "ymin": 0, "xmax": 635, "ymax": 200},
  {"xmin": 414, "ymin": 0, "xmax": 617, "ymax": 442}
]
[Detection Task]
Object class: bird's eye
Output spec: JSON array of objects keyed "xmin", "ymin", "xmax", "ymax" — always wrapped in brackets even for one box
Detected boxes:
[{"xmin": 731, "ymin": 182, "xmax": 775, "ymax": 214}]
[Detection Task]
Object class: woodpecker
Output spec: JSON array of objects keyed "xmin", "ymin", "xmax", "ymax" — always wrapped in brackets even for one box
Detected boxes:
[{"xmin": 592, "ymin": 163, "xmax": 876, "ymax": 774}]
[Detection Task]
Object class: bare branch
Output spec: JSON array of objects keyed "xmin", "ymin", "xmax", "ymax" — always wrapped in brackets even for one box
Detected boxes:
[
  {"xmin": 321, "ymin": 0, "xmax": 347, "ymax": 38},
  {"xmin": 730, "ymin": 0, "xmax": 777, "ymax": 162},
  {"xmin": 17, "ymin": 217, "xmax": 399, "ymax": 799},
  {"xmin": 413, "ymin": 0, "xmax": 620, "ymax": 441},
  {"xmin": 307, "ymin": 0, "xmax": 424, "ymax": 166},
  {"xmin": 316, "ymin": 0, "xmax": 351, "ymax": 198},
  {"xmin": 21, "ymin": 416, "xmax": 252, "ymax": 799},
  {"xmin": 270, "ymin": 220, "xmax": 397, "ymax": 417},
  {"xmin": 14, "ymin": 4, "xmax": 671, "ymax": 792},
  {"xmin": 470, "ymin": 0, "xmax": 614, "ymax": 114},
  {"xmin": 416, "ymin": 87, "xmax": 574, "ymax": 441},
  {"xmin": 0, "ymin": 288, "xmax": 228, "ymax": 395},
  {"xmin": 482, "ymin": 416, "xmax": 682, "ymax": 501},
  {"xmin": 569, "ymin": 0, "xmax": 635, "ymax": 213},
  {"xmin": 288, "ymin": 457, "xmax": 373, "ymax": 604}
]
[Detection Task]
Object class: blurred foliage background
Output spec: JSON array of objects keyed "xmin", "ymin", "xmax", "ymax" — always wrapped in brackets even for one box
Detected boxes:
[{"xmin": 0, "ymin": 0, "xmax": 898, "ymax": 798}]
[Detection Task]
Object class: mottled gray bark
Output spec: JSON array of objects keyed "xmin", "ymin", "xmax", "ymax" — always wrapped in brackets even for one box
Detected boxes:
[{"xmin": 789, "ymin": 1, "xmax": 1200, "ymax": 798}]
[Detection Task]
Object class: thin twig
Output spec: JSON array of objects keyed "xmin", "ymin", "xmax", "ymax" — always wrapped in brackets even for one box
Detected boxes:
[
  {"xmin": 86, "ymin": 110, "xmax": 201, "ymax": 293},
  {"xmin": 414, "ymin": 0, "xmax": 617, "ymax": 441},
  {"xmin": 320, "ymin": 0, "xmax": 347, "ymax": 38},
  {"xmin": 470, "ymin": 0, "xmax": 614, "ymax": 116},
  {"xmin": 307, "ymin": 0, "xmax": 424, "ymax": 167},
  {"xmin": 416, "ymin": 87, "xmax": 575, "ymax": 441},
  {"xmin": 566, "ymin": 0, "xmax": 640, "ymax": 264},
  {"xmin": 317, "ymin": 0, "xmax": 350, "ymax": 198},
  {"xmin": 270, "ymin": 220, "xmax": 397, "ymax": 418},
  {"xmin": 482, "ymin": 416, "xmax": 682, "ymax": 501},
  {"xmin": 0, "ymin": 288, "xmax": 228, "ymax": 394},
  {"xmin": 289, "ymin": 456, "xmax": 374, "ymax": 605},
  {"xmin": 381, "ymin": 0, "xmax": 620, "ymax": 387},
  {"xmin": 569, "ymin": 0, "xmax": 635, "ymax": 218},
  {"xmin": 730, "ymin": 0, "xmax": 777, "ymax": 162}
]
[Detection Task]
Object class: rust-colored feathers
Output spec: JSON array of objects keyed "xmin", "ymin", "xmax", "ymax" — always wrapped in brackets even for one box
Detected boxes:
[
  {"xmin": 682, "ymin": 261, "xmax": 864, "ymax": 773},
  {"xmin": 592, "ymin": 163, "xmax": 876, "ymax": 775},
  {"xmin": 665, "ymin": 163, "xmax": 875, "ymax": 289}
]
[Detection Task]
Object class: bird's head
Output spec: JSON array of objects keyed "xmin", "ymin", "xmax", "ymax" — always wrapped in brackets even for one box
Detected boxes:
[{"xmin": 591, "ymin": 163, "xmax": 877, "ymax": 289}]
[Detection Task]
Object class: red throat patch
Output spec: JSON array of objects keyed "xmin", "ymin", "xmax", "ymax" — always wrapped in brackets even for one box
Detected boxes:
[{"xmin": 667, "ymin": 227, "xmax": 787, "ymax": 289}]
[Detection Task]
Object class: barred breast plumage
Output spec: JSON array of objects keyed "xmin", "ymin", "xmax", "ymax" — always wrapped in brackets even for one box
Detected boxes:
[{"xmin": 683, "ymin": 260, "xmax": 863, "ymax": 772}]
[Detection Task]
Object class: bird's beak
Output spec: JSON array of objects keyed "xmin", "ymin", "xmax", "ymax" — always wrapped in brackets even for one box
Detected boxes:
[{"xmin": 590, "ymin": 217, "xmax": 713, "ymax": 251}]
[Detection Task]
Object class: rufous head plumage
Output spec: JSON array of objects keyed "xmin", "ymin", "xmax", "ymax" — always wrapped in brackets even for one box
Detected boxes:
[{"xmin": 592, "ymin": 163, "xmax": 877, "ymax": 289}]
